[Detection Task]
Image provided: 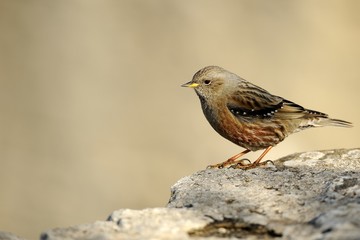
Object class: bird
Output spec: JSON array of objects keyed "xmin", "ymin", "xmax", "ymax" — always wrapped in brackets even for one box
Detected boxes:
[{"xmin": 181, "ymin": 66, "xmax": 352, "ymax": 169}]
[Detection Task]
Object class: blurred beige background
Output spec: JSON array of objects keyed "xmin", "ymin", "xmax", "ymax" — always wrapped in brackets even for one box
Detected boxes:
[{"xmin": 0, "ymin": 0, "xmax": 359, "ymax": 239}]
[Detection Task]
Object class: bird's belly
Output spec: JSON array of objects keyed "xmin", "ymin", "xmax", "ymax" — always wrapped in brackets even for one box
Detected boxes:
[{"xmin": 208, "ymin": 110, "xmax": 286, "ymax": 151}]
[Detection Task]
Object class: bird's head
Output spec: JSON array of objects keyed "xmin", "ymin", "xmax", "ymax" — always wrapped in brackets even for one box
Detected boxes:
[{"xmin": 181, "ymin": 66, "xmax": 239, "ymax": 100}]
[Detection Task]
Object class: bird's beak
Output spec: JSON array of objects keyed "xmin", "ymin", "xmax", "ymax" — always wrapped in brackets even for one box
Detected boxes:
[{"xmin": 181, "ymin": 81, "xmax": 199, "ymax": 88}]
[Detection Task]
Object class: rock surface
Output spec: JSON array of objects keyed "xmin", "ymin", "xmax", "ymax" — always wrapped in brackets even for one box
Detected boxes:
[
  {"xmin": 168, "ymin": 148, "xmax": 360, "ymax": 239},
  {"xmin": 0, "ymin": 232, "xmax": 26, "ymax": 240},
  {"xmin": 6, "ymin": 149, "xmax": 360, "ymax": 239}
]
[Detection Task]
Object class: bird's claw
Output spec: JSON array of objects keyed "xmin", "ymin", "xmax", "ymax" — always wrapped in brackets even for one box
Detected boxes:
[
  {"xmin": 207, "ymin": 163, "xmax": 225, "ymax": 169},
  {"xmin": 262, "ymin": 159, "xmax": 275, "ymax": 166},
  {"xmin": 207, "ymin": 158, "xmax": 252, "ymax": 169},
  {"xmin": 231, "ymin": 159, "xmax": 274, "ymax": 170}
]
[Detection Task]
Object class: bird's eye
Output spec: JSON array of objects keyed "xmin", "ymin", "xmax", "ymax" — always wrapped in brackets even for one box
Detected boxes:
[{"xmin": 204, "ymin": 80, "xmax": 211, "ymax": 85}]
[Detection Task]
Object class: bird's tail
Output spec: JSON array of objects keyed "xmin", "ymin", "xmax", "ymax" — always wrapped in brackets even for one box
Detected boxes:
[
  {"xmin": 318, "ymin": 118, "xmax": 353, "ymax": 128},
  {"xmin": 298, "ymin": 117, "xmax": 353, "ymax": 130}
]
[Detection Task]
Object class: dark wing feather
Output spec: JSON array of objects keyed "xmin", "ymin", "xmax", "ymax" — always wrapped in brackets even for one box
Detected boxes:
[
  {"xmin": 226, "ymin": 82, "xmax": 284, "ymax": 118},
  {"xmin": 279, "ymin": 100, "xmax": 328, "ymax": 119},
  {"xmin": 226, "ymin": 81, "xmax": 327, "ymax": 119}
]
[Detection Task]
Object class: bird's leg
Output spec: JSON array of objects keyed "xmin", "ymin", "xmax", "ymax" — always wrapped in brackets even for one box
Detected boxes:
[
  {"xmin": 233, "ymin": 146, "xmax": 273, "ymax": 170},
  {"xmin": 207, "ymin": 149, "xmax": 251, "ymax": 169},
  {"xmin": 252, "ymin": 146, "xmax": 273, "ymax": 166}
]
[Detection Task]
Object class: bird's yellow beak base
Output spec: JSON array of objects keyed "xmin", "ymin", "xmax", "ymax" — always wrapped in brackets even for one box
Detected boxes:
[{"xmin": 181, "ymin": 82, "xmax": 199, "ymax": 88}]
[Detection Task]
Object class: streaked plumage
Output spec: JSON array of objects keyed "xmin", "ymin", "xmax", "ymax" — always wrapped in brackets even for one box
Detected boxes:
[{"xmin": 182, "ymin": 66, "xmax": 352, "ymax": 169}]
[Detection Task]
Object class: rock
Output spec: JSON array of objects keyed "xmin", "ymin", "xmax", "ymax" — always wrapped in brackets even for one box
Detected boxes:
[
  {"xmin": 8, "ymin": 148, "xmax": 360, "ymax": 239},
  {"xmin": 0, "ymin": 232, "xmax": 26, "ymax": 240},
  {"xmin": 40, "ymin": 221, "xmax": 123, "ymax": 240},
  {"xmin": 108, "ymin": 208, "xmax": 212, "ymax": 239},
  {"xmin": 168, "ymin": 148, "xmax": 360, "ymax": 239},
  {"xmin": 41, "ymin": 209, "xmax": 214, "ymax": 240}
]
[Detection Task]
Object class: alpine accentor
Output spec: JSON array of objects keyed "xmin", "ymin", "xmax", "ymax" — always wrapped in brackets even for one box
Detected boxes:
[{"xmin": 182, "ymin": 66, "xmax": 352, "ymax": 169}]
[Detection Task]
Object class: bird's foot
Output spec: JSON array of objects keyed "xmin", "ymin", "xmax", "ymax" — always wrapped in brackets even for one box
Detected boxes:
[
  {"xmin": 207, "ymin": 163, "xmax": 226, "ymax": 169},
  {"xmin": 207, "ymin": 158, "xmax": 252, "ymax": 169},
  {"xmin": 230, "ymin": 159, "xmax": 274, "ymax": 170}
]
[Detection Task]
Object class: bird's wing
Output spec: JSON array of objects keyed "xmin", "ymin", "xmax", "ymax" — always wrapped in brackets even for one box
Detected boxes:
[
  {"xmin": 279, "ymin": 100, "xmax": 328, "ymax": 119},
  {"xmin": 226, "ymin": 81, "xmax": 327, "ymax": 119}
]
